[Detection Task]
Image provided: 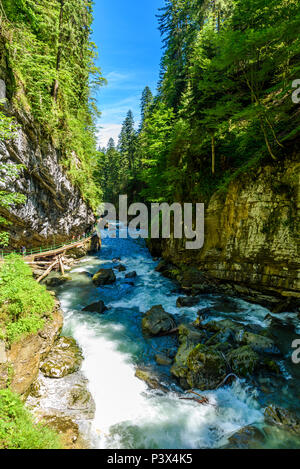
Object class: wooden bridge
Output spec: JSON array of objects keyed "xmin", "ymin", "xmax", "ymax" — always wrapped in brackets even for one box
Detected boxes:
[
  {"xmin": 24, "ymin": 235, "xmax": 93, "ymax": 261},
  {"xmin": 1, "ymin": 233, "xmax": 97, "ymax": 283}
]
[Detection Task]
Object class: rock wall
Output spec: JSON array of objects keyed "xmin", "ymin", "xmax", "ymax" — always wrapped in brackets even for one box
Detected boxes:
[
  {"xmin": 0, "ymin": 106, "xmax": 96, "ymax": 249},
  {"xmin": 0, "ymin": 306, "xmax": 63, "ymax": 396},
  {"xmin": 150, "ymin": 154, "xmax": 300, "ymax": 305}
]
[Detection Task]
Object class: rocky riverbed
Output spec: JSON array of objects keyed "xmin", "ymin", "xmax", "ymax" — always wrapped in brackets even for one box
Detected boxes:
[{"xmin": 38, "ymin": 222, "xmax": 299, "ymax": 449}]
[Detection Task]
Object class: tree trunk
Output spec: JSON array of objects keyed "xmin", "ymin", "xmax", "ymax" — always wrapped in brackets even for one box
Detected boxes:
[{"xmin": 211, "ymin": 134, "xmax": 216, "ymax": 175}]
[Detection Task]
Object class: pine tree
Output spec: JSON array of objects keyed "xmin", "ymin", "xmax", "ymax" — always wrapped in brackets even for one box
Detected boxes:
[
  {"xmin": 118, "ymin": 110, "xmax": 137, "ymax": 172},
  {"xmin": 140, "ymin": 86, "xmax": 153, "ymax": 129}
]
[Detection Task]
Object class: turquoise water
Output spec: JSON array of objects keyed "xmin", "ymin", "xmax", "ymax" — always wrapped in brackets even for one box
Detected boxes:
[{"xmin": 57, "ymin": 224, "xmax": 300, "ymax": 449}]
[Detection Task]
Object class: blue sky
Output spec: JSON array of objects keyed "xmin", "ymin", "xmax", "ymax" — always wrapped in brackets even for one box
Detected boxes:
[{"xmin": 92, "ymin": 0, "xmax": 165, "ymax": 148}]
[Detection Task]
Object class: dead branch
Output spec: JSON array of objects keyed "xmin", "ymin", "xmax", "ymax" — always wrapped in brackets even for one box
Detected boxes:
[{"xmin": 37, "ymin": 258, "xmax": 59, "ymax": 283}]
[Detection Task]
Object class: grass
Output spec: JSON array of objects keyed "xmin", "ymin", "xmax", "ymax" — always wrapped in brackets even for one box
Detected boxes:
[
  {"xmin": 0, "ymin": 389, "xmax": 62, "ymax": 449},
  {"xmin": 0, "ymin": 254, "xmax": 54, "ymax": 344}
]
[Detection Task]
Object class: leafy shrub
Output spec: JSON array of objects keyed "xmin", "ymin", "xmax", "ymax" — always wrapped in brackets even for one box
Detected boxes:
[
  {"xmin": 0, "ymin": 254, "xmax": 54, "ymax": 343},
  {"xmin": 0, "ymin": 389, "xmax": 61, "ymax": 449}
]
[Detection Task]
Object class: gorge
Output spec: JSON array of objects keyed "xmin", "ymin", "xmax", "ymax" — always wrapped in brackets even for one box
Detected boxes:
[{"xmin": 0, "ymin": 0, "xmax": 299, "ymax": 451}]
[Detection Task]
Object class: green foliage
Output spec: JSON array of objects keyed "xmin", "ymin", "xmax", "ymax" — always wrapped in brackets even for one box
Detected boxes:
[
  {"xmin": 102, "ymin": 0, "xmax": 300, "ymax": 206},
  {"xmin": 0, "ymin": 389, "xmax": 61, "ymax": 449},
  {"xmin": 5, "ymin": 314, "xmax": 45, "ymax": 344},
  {"xmin": 1, "ymin": 0, "xmax": 105, "ymax": 210},
  {"xmin": 0, "ymin": 254, "xmax": 54, "ymax": 343}
]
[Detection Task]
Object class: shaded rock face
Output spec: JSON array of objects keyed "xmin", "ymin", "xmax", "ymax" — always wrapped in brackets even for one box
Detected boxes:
[
  {"xmin": 92, "ymin": 268, "xmax": 116, "ymax": 286},
  {"xmin": 149, "ymin": 156, "xmax": 300, "ymax": 304},
  {"xmin": 225, "ymin": 426, "xmax": 266, "ymax": 449},
  {"xmin": 264, "ymin": 406, "xmax": 300, "ymax": 434},
  {"xmin": 0, "ymin": 309, "xmax": 63, "ymax": 396},
  {"xmin": 176, "ymin": 296, "xmax": 200, "ymax": 308},
  {"xmin": 67, "ymin": 235, "xmax": 101, "ymax": 259},
  {"xmin": 40, "ymin": 337, "xmax": 83, "ymax": 379},
  {"xmin": 0, "ymin": 107, "xmax": 96, "ymax": 249},
  {"xmin": 142, "ymin": 305, "xmax": 176, "ymax": 336}
]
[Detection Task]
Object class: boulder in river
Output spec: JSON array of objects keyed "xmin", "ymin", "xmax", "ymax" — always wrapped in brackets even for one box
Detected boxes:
[
  {"xmin": 37, "ymin": 413, "xmax": 89, "ymax": 449},
  {"xmin": 171, "ymin": 324, "xmax": 206, "ymax": 387},
  {"xmin": 135, "ymin": 368, "xmax": 168, "ymax": 392},
  {"xmin": 67, "ymin": 383, "xmax": 96, "ymax": 420},
  {"xmin": 224, "ymin": 425, "xmax": 266, "ymax": 449},
  {"xmin": 45, "ymin": 275, "xmax": 72, "ymax": 287},
  {"xmin": 185, "ymin": 344, "xmax": 227, "ymax": 390},
  {"xmin": 264, "ymin": 405, "xmax": 300, "ymax": 434},
  {"xmin": 40, "ymin": 337, "xmax": 83, "ymax": 378},
  {"xmin": 227, "ymin": 345, "xmax": 260, "ymax": 377},
  {"xmin": 92, "ymin": 268, "xmax": 116, "ymax": 286},
  {"xmin": 125, "ymin": 271, "xmax": 137, "ymax": 279},
  {"xmin": 176, "ymin": 296, "xmax": 200, "ymax": 308},
  {"xmin": 235, "ymin": 330, "xmax": 280, "ymax": 355},
  {"xmin": 82, "ymin": 300, "xmax": 107, "ymax": 315},
  {"xmin": 117, "ymin": 264, "xmax": 126, "ymax": 272},
  {"xmin": 142, "ymin": 305, "xmax": 176, "ymax": 336}
]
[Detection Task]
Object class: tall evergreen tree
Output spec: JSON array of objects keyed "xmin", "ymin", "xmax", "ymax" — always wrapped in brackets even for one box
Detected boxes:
[
  {"xmin": 118, "ymin": 110, "xmax": 137, "ymax": 172},
  {"xmin": 140, "ymin": 86, "xmax": 153, "ymax": 129}
]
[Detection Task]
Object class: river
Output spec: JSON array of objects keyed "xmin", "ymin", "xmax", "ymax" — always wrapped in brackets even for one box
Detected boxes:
[{"xmin": 56, "ymin": 223, "xmax": 300, "ymax": 449}]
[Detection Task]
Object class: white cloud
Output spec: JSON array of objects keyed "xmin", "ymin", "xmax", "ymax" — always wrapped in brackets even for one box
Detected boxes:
[{"xmin": 97, "ymin": 123, "xmax": 122, "ymax": 148}]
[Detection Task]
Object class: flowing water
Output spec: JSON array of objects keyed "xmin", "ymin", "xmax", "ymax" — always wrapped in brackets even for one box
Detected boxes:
[{"xmin": 54, "ymin": 224, "xmax": 300, "ymax": 449}]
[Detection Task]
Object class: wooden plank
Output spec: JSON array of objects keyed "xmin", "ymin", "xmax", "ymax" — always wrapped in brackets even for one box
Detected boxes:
[{"xmin": 37, "ymin": 259, "xmax": 59, "ymax": 283}]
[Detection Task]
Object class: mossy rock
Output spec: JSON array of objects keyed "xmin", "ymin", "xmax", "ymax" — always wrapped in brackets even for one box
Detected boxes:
[
  {"xmin": 185, "ymin": 344, "xmax": 227, "ymax": 390},
  {"xmin": 67, "ymin": 384, "xmax": 96, "ymax": 419},
  {"xmin": 45, "ymin": 275, "xmax": 71, "ymax": 287},
  {"xmin": 142, "ymin": 305, "xmax": 176, "ymax": 336},
  {"xmin": 227, "ymin": 345, "xmax": 260, "ymax": 377},
  {"xmin": 92, "ymin": 268, "xmax": 116, "ymax": 286},
  {"xmin": 264, "ymin": 406, "xmax": 300, "ymax": 434},
  {"xmin": 235, "ymin": 331, "xmax": 280, "ymax": 355},
  {"xmin": 171, "ymin": 340, "xmax": 196, "ymax": 380},
  {"xmin": 135, "ymin": 368, "xmax": 168, "ymax": 392},
  {"xmin": 225, "ymin": 425, "xmax": 266, "ymax": 449},
  {"xmin": 40, "ymin": 337, "xmax": 83, "ymax": 378}
]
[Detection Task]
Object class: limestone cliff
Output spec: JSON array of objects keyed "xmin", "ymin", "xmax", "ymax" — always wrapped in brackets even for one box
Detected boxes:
[
  {"xmin": 150, "ymin": 154, "xmax": 300, "ymax": 306},
  {"xmin": 0, "ymin": 97, "xmax": 96, "ymax": 249}
]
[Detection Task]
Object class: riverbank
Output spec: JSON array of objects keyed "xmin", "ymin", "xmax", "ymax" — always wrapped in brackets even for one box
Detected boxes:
[
  {"xmin": 0, "ymin": 239, "xmax": 101, "ymax": 449},
  {"xmin": 1, "ymin": 225, "xmax": 300, "ymax": 449}
]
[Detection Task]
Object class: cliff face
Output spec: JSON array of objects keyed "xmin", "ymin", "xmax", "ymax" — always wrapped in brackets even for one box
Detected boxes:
[
  {"xmin": 151, "ymin": 154, "xmax": 300, "ymax": 304},
  {"xmin": 0, "ymin": 102, "xmax": 95, "ymax": 249}
]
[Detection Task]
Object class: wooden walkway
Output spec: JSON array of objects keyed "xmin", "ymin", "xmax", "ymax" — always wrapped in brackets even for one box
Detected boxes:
[{"xmin": 24, "ymin": 236, "xmax": 93, "ymax": 261}]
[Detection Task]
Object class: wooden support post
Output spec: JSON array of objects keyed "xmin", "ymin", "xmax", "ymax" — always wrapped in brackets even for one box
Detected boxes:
[
  {"xmin": 37, "ymin": 258, "xmax": 59, "ymax": 283},
  {"xmin": 59, "ymin": 256, "xmax": 65, "ymax": 276}
]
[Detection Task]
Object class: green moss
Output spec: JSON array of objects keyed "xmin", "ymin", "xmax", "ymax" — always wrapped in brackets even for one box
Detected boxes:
[{"xmin": 0, "ymin": 389, "xmax": 61, "ymax": 449}]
